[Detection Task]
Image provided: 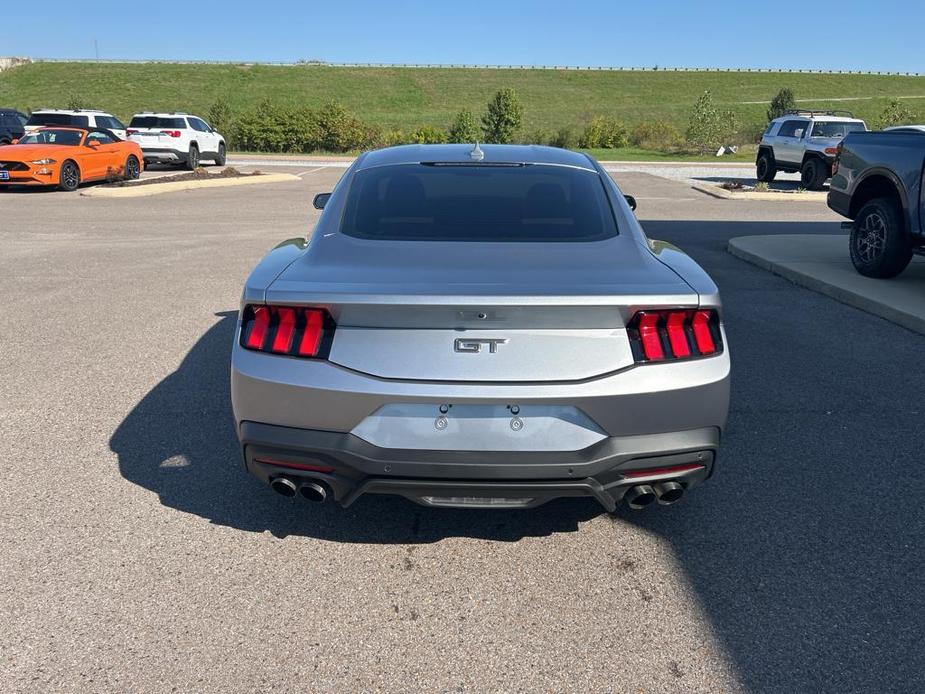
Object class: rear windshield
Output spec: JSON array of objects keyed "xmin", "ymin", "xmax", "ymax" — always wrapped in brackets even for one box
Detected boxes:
[
  {"xmin": 810, "ymin": 121, "xmax": 866, "ymax": 138},
  {"xmin": 129, "ymin": 116, "xmax": 187, "ymax": 128},
  {"xmin": 341, "ymin": 163, "xmax": 619, "ymax": 242},
  {"xmin": 27, "ymin": 113, "xmax": 89, "ymax": 127}
]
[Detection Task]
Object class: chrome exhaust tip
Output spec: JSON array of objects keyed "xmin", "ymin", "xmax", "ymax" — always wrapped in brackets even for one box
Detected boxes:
[
  {"xmin": 653, "ymin": 481, "xmax": 685, "ymax": 506},
  {"xmin": 269, "ymin": 476, "xmax": 298, "ymax": 498},
  {"xmin": 298, "ymin": 481, "xmax": 328, "ymax": 503},
  {"xmin": 624, "ymin": 484, "xmax": 657, "ymax": 510}
]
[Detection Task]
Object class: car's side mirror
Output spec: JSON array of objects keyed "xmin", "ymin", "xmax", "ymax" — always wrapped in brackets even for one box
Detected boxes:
[
  {"xmin": 313, "ymin": 192, "xmax": 332, "ymax": 210},
  {"xmin": 624, "ymin": 195, "xmax": 637, "ymax": 211},
  {"xmin": 87, "ymin": 140, "xmax": 101, "ymax": 148}
]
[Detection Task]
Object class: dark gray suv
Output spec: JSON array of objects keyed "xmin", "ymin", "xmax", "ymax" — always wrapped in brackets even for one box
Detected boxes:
[{"xmin": 0, "ymin": 109, "xmax": 27, "ymax": 145}]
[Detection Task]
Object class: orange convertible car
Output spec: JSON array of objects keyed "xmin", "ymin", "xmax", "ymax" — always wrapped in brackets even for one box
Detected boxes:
[{"xmin": 0, "ymin": 126, "xmax": 144, "ymax": 191}]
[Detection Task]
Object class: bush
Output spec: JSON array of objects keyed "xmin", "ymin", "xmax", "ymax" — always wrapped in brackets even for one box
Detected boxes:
[
  {"xmin": 878, "ymin": 99, "xmax": 916, "ymax": 128},
  {"xmin": 578, "ymin": 116, "xmax": 630, "ymax": 149},
  {"xmin": 519, "ymin": 127, "xmax": 555, "ymax": 146},
  {"xmin": 408, "ymin": 125, "xmax": 449, "ymax": 144},
  {"xmin": 207, "ymin": 98, "xmax": 235, "ymax": 143},
  {"xmin": 685, "ymin": 91, "xmax": 738, "ymax": 154},
  {"xmin": 481, "ymin": 88, "xmax": 524, "ymax": 144},
  {"xmin": 381, "ymin": 129, "xmax": 409, "ymax": 147},
  {"xmin": 448, "ymin": 110, "xmax": 480, "ymax": 143},
  {"xmin": 549, "ymin": 126, "xmax": 578, "ymax": 149},
  {"xmin": 767, "ymin": 88, "xmax": 796, "ymax": 122},
  {"xmin": 629, "ymin": 120, "xmax": 682, "ymax": 151},
  {"xmin": 315, "ymin": 101, "xmax": 368, "ymax": 152}
]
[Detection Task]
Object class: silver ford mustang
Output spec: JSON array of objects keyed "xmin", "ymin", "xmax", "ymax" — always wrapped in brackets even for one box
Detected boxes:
[{"xmin": 231, "ymin": 144, "xmax": 730, "ymax": 511}]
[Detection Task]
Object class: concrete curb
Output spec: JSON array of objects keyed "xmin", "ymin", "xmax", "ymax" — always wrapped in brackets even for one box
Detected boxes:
[
  {"xmin": 80, "ymin": 173, "xmax": 301, "ymax": 198},
  {"xmin": 692, "ymin": 181, "xmax": 827, "ymax": 202},
  {"xmin": 728, "ymin": 234, "xmax": 925, "ymax": 335}
]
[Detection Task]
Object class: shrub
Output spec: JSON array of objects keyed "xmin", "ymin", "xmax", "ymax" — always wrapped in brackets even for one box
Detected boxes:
[
  {"xmin": 519, "ymin": 127, "xmax": 555, "ymax": 146},
  {"xmin": 481, "ymin": 88, "xmax": 524, "ymax": 144},
  {"xmin": 685, "ymin": 91, "xmax": 739, "ymax": 154},
  {"xmin": 578, "ymin": 116, "xmax": 630, "ymax": 149},
  {"xmin": 767, "ymin": 88, "xmax": 796, "ymax": 122},
  {"xmin": 448, "ymin": 110, "xmax": 480, "ymax": 143},
  {"xmin": 207, "ymin": 98, "xmax": 235, "ymax": 143},
  {"xmin": 381, "ymin": 129, "xmax": 409, "ymax": 147},
  {"xmin": 549, "ymin": 126, "xmax": 578, "ymax": 149},
  {"xmin": 315, "ymin": 101, "xmax": 367, "ymax": 152},
  {"xmin": 878, "ymin": 99, "xmax": 916, "ymax": 128},
  {"xmin": 66, "ymin": 95, "xmax": 86, "ymax": 111},
  {"xmin": 629, "ymin": 120, "xmax": 682, "ymax": 151},
  {"xmin": 408, "ymin": 125, "xmax": 448, "ymax": 144}
]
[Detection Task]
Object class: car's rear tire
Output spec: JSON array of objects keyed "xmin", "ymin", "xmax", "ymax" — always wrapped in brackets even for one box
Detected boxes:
[
  {"xmin": 849, "ymin": 197, "xmax": 913, "ymax": 278},
  {"xmin": 186, "ymin": 145, "xmax": 200, "ymax": 170},
  {"xmin": 214, "ymin": 143, "xmax": 226, "ymax": 166},
  {"xmin": 800, "ymin": 158, "xmax": 828, "ymax": 190},
  {"xmin": 756, "ymin": 152, "xmax": 776, "ymax": 182},
  {"xmin": 124, "ymin": 155, "xmax": 140, "ymax": 180},
  {"xmin": 58, "ymin": 161, "xmax": 80, "ymax": 191}
]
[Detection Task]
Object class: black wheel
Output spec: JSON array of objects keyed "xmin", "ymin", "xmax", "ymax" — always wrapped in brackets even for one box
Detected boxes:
[
  {"xmin": 186, "ymin": 144, "xmax": 200, "ymax": 170},
  {"xmin": 124, "ymin": 155, "xmax": 140, "ymax": 180},
  {"xmin": 214, "ymin": 142, "xmax": 226, "ymax": 166},
  {"xmin": 800, "ymin": 158, "xmax": 828, "ymax": 190},
  {"xmin": 849, "ymin": 197, "xmax": 913, "ymax": 278},
  {"xmin": 58, "ymin": 161, "xmax": 80, "ymax": 191},
  {"xmin": 756, "ymin": 152, "xmax": 776, "ymax": 183}
]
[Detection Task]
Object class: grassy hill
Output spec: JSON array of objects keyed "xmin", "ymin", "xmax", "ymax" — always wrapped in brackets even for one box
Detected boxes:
[{"xmin": 2, "ymin": 61, "xmax": 923, "ymax": 149}]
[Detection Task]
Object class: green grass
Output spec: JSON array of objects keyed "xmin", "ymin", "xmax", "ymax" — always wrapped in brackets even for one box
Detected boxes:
[
  {"xmin": 579, "ymin": 146, "xmax": 757, "ymax": 162},
  {"xmin": 2, "ymin": 62, "xmax": 923, "ymax": 151}
]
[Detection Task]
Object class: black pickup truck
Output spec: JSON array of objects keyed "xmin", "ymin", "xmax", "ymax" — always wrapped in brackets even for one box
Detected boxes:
[{"xmin": 828, "ymin": 130, "xmax": 925, "ymax": 277}]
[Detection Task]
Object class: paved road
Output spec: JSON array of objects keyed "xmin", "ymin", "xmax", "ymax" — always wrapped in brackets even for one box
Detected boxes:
[{"xmin": 1, "ymin": 171, "xmax": 922, "ymax": 693}]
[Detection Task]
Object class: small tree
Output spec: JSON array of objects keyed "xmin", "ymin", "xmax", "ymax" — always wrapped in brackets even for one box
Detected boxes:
[
  {"xmin": 481, "ymin": 88, "xmax": 524, "ymax": 144},
  {"xmin": 66, "ymin": 95, "xmax": 86, "ymax": 111},
  {"xmin": 878, "ymin": 99, "xmax": 915, "ymax": 128},
  {"xmin": 448, "ymin": 109, "xmax": 480, "ymax": 143},
  {"xmin": 686, "ymin": 91, "xmax": 738, "ymax": 154},
  {"xmin": 207, "ymin": 98, "xmax": 235, "ymax": 142},
  {"xmin": 767, "ymin": 88, "xmax": 796, "ymax": 122}
]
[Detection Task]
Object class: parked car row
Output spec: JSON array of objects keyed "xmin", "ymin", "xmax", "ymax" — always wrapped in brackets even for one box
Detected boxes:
[{"xmin": 0, "ymin": 107, "xmax": 227, "ymax": 190}]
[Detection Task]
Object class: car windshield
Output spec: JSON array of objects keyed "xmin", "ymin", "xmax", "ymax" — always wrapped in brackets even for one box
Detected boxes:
[
  {"xmin": 341, "ymin": 163, "xmax": 619, "ymax": 242},
  {"xmin": 17, "ymin": 129, "xmax": 83, "ymax": 146},
  {"xmin": 129, "ymin": 116, "xmax": 186, "ymax": 128},
  {"xmin": 810, "ymin": 121, "xmax": 866, "ymax": 138},
  {"xmin": 26, "ymin": 113, "xmax": 90, "ymax": 127}
]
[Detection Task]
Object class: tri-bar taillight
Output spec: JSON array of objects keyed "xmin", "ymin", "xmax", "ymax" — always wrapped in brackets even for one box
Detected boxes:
[
  {"xmin": 240, "ymin": 305, "xmax": 334, "ymax": 358},
  {"xmin": 627, "ymin": 309, "xmax": 722, "ymax": 363}
]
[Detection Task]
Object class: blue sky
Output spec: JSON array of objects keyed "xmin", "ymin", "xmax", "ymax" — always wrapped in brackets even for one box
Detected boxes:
[{"xmin": 3, "ymin": 1, "xmax": 921, "ymax": 72}]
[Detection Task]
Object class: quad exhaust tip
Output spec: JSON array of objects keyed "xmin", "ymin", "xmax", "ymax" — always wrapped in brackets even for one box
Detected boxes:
[
  {"xmin": 298, "ymin": 481, "xmax": 328, "ymax": 503},
  {"xmin": 269, "ymin": 476, "xmax": 298, "ymax": 498},
  {"xmin": 624, "ymin": 485, "xmax": 657, "ymax": 510},
  {"xmin": 654, "ymin": 481, "xmax": 685, "ymax": 506}
]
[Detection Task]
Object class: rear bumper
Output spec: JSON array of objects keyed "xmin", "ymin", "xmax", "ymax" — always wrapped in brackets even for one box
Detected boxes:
[
  {"xmin": 827, "ymin": 189, "xmax": 852, "ymax": 218},
  {"xmin": 240, "ymin": 421, "xmax": 718, "ymax": 511},
  {"xmin": 140, "ymin": 147, "xmax": 186, "ymax": 162}
]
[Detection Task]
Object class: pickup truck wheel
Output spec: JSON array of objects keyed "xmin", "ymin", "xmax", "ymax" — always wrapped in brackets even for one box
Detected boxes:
[
  {"xmin": 800, "ymin": 158, "xmax": 827, "ymax": 190},
  {"xmin": 850, "ymin": 198, "xmax": 913, "ymax": 278},
  {"xmin": 756, "ymin": 152, "xmax": 776, "ymax": 182}
]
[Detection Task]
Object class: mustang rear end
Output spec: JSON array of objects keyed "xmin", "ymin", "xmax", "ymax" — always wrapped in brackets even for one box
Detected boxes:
[{"xmin": 231, "ymin": 144, "xmax": 730, "ymax": 511}]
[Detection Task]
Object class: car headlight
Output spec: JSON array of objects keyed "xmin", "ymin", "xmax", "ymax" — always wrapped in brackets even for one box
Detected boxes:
[{"xmin": 31, "ymin": 158, "xmax": 57, "ymax": 165}]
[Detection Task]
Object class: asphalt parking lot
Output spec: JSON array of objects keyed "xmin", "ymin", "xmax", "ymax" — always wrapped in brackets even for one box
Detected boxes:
[{"xmin": 1, "ymin": 168, "xmax": 923, "ymax": 693}]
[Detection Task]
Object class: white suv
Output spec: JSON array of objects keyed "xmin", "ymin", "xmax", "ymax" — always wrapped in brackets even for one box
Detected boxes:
[
  {"xmin": 25, "ymin": 109, "xmax": 127, "ymax": 139},
  {"xmin": 127, "ymin": 112, "xmax": 226, "ymax": 169},
  {"xmin": 757, "ymin": 110, "xmax": 867, "ymax": 190}
]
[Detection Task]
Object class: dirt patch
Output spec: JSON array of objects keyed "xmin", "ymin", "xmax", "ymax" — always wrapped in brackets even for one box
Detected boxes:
[{"xmin": 102, "ymin": 166, "xmax": 261, "ymax": 188}]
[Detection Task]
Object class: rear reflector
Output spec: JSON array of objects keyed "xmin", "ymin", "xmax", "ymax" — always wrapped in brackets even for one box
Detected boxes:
[
  {"xmin": 241, "ymin": 305, "xmax": 333, "ymax": 359},
  {"xmin": 628, "ymin": 309, "xmax": 722, "ymax": 363},
  {"xmin": 253, "ymin": 457, "xmax": 334, "ymax": 473},
  {"xmin": 622, "ymin": 463, "xmax": 706, "ymax": 479}
]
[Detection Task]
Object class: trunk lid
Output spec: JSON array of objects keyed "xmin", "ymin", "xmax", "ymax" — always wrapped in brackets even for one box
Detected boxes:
[{"xmin": 266, "ymin": 234, "xmax": 697, "ymax": 382}]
